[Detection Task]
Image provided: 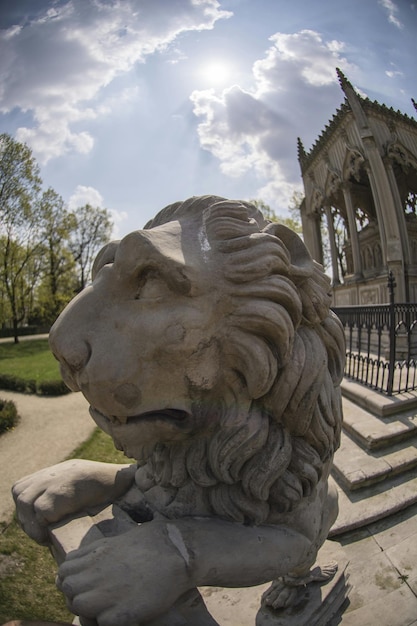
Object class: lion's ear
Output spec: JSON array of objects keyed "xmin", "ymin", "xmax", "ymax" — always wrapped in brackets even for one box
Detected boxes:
[
  {"xmin": 263, "ymin": 223, "xmax": 313, "ymax": 281},
  {"xmin": 92, "ymin": 241, "xmax": 120, "ymax": 280}
]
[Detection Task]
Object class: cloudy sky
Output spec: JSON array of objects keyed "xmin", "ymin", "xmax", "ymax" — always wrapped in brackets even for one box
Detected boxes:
[{"xmin": 1, "ymin": 0, "xmax": 416, "ymax": 236}]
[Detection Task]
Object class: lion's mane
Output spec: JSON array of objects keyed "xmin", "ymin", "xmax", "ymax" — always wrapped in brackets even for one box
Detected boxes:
[{"xmin": 136, "ymin": 196, "xmax": 345, "ymax": 526}]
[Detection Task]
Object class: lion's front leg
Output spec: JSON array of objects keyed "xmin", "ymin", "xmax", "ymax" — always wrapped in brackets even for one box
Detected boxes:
[
  {"xmin": 56, "ymin": 521, "xmax": 192, "ymax": 626},
  {"xmin": 263, "ymin": 478, "xmax": 339, "ymax": 611},
  {"xmin": 55, "ymin": 515, "xmax": 312, "ymax": 625},
  {"xmin": 12, "ymin": 460, "xmax": 136, "ymax": 544}
]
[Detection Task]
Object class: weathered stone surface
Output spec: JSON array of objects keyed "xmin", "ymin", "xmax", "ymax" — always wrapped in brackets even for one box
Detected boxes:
[
  {"xmin": 341, "ymin": 379, "xmax": 417, "ymax": 417},
  {"xmin": 12, "ymin": 197, "xmax": 345, "ymax": 626},
  {"xmin": 342, "ymin": 396, "xmax": 417, "ymax": 450},
  {"xmin": 333, "ymin": 431, "xmax": 417, "ymax": 490},
  {"xmin": 330, "ymin": 471, "xmax": 417, "ymax": 535},
  {"xmin": 330, "ymin": 383, "xmax": 417, "ymax": 534}
]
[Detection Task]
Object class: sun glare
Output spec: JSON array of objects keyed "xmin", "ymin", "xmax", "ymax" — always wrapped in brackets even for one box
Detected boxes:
[{"xmin": 200, "ymin": 61, "xmax": 233, "ymax": 86}]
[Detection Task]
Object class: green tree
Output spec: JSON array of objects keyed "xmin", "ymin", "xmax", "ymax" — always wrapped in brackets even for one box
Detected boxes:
[
  {"xmin": 69, "ymin": 204, "xmax": 113, "ymax": 292},
  {"xmin": 286, "ymin": 191, "xmax": 304, "ymax": 234},
  {"xmin": 0, "ymin": 134, "xmax": 43, "ymax": 342},
  {"xmin": 0, "ymin": 236, "xmax": 42, "ymax": 339},
  {"xmin": 34, "ymin": 188, "xmax": 77, "ymax": 324},
  {"xmin": 249, "ymin": 196, "xmax": 303, "ymax": 234},
  {"xmin": 0, "ymin": 133, "xmax": 42, "ymax": 228}
]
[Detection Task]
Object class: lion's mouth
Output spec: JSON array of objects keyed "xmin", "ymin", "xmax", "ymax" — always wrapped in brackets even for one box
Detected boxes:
[{"xmin": 90, "ymin": 406, "xmax": 190, "ymax": 427}]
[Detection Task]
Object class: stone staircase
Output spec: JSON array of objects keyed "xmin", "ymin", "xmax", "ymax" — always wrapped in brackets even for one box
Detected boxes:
[{"xmin": 329, "ymin": 380, "xmax": 417, "ymax": 536}]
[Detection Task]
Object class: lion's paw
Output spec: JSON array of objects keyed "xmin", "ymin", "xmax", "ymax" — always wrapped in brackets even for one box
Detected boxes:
[
  {"xmin": 262, "ymin": 579, "xmax": 299, "ymax": 610},
  {"xmin": 262, "ymin": 561, "xmax": 338, "ymax": 610}
]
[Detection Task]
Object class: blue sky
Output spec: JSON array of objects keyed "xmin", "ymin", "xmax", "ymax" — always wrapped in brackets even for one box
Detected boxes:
[{"xmin": 0, "ymin": 0, "xmax": 416, "ymax": 236}]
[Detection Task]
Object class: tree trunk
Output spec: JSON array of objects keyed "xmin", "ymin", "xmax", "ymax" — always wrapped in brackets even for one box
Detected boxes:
[{"xmin": 12, "ymin": 317, "xmax": 19, "ymax": 344}]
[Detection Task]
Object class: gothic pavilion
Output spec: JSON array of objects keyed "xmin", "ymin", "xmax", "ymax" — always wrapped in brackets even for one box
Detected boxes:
[{"xmin": 298, "ymin": 68, "xmax": 417, "ymax": 304}]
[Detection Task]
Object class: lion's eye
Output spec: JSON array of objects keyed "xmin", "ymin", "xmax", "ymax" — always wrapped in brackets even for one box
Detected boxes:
[{"xmin": 134, "ymin": 274, "xmax": 170, "ymax": 301}]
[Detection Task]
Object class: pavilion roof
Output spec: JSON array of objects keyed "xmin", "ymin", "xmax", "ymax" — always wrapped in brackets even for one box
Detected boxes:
[{"xmin": 298, "ymin": 71, "xmax": 417, "ymax": 173}]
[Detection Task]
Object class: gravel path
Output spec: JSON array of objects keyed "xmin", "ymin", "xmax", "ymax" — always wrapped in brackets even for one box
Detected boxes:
[{"xmin": 0, "ymin": 390, "xmax": 95, "ymax": 524}]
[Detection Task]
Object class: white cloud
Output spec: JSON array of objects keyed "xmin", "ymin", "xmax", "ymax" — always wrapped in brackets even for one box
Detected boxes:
[
  {"xmin": 110, "ymin": 208, "xmax": 129, "ymax": 239},
  {"xmin": 191, "ymin": 29, "xmax": 355, "ymax": 213},
  {"xmin": 254, "ymin": 31, "xmax": 346, "ymax": 90},
  {"xmin": 68, "ymin": 185, "xmax": 104, "ymax": 210},
  {"xmin": 68, "ymin": 184, "xmax": 127, "ymax": 238},
  {"xmin": 385, "ymin": 70, "xmax": 404, "ymax": 78},
  {"xmin": 378, "ymin": 0, "xmax": 404, "ymax": 28},
  {"xmin": 0, "ymin": 0, "xmax": 231, "ymax": 163}
]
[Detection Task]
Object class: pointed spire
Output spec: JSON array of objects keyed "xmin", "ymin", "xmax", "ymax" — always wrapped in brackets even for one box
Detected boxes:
[
  {"xmin": 336, "ymin": 67, "xmax": 352, "ymax": 92},
  {"xmin": 297, "ymin": 137, "xmax": 306, "ymax": 161},
  {"xmin": 412, "ymin": 98, "xmax": 417, "ymax": 114},
  {"xmin": 335, "ymin": 67, "xmax": 370, "ymax": 135},
  {"xmin": 297, "ymin": 137, "xmax": 307, "ymax": 171}
]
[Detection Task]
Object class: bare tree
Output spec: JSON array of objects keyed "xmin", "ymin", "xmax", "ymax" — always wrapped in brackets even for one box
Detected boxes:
[
  {"xmin": 249, "ymin": 195, "xmax": 303, "ymax": 233},
  {"xmin": 69, "ymin": 204, "xmax": 113, "ymax": 292}
]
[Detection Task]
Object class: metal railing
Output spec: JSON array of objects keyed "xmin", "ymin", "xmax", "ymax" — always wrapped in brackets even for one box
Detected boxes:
[{"xmin": 332, "ymin": 275, "xmax": 417, "ymax": 395}]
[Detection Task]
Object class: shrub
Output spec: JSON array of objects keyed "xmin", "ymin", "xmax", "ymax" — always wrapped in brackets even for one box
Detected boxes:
[
  {"xmin": 0, "ymin": 398, "xmax": 20, "ymax": 434},
  {"xmin": 0, "ymin": 374, "xmax": 27, "ymax": 393},
  {"xmin": 0, "ymin": 373, "xmax": 69, "ymax": 396},
  {"xmin": 25, "ymin": 379, "xmax": 37, "ymax": 393},
  {"xmin": 36, "ymin": 379, "xmax": 71, "ymax": 396}
]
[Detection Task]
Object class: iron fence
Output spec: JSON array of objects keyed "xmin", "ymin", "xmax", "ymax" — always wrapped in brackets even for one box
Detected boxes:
[{"xmin": 332, "ymin": 301, "xmax": 417, "ymax": 395}]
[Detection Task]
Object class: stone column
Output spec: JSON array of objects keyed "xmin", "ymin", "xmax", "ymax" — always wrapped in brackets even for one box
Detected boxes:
[
  {"xmin": 365, "ymin": 160, "xmax": 407, "ymax": 301},
  {"xmin": 384, "ymin": 158, "xmax": 410, "ymax": 265},
  {"xmin": 364, "ymin": 163, "xmax": 388, "ymax": 262},
  {"xmin": 301, "ymin": 211, "xmax": 323, "ymax": 265},
  {"xmin": 312, "ymin": 213, "xmax": 324, "ymax": 266},
  {"xmin": 342, "ymin": 183, "xmax": 362, "ymax": 278},
  {"xmin": 324, "ymin": 205, "xmax": 340, "ymax": 285},
  {"xmin": 362, "ymin": 137, "xmax": 404, "ymax": 265}
]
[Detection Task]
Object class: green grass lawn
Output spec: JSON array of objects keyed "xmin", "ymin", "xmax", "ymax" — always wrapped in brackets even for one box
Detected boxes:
[
  {"xmin": 0, "ymin": 339, "xmax": 61, "ymax": 382},
  {"xmin": 0, "ymin": 429, "xmax": 131, "ymax": 624},
  {"xmin": 0, "ymin": 339, "xmax": 134, "ymax": 622}
]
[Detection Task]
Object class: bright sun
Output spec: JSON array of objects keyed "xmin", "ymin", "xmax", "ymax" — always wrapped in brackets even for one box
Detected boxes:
[{"xmin": 200, "ymin": 61, "xmax": 233, "ymax": 86}]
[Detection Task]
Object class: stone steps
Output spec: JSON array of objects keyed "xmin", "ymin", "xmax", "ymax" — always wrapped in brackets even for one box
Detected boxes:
[
  {"xmin": 330, "ymin": 470, "xmax": 417, "ymax": 536},
  {"xmin": 330, "ymin": 389, "xmax": 417, "ymax": 535},
  {"xmin": 342, "ymin": 397, "xmax": 417, "ymax": 449},
  {"xmin": 332, "ymin": 431, "xmax": 417, "ymax": 491}
]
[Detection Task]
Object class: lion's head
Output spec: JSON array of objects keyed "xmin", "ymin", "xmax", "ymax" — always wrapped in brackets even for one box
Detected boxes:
[{"xmin": 49, "ymin": 196, "xmax": 345, "ymax": 526}]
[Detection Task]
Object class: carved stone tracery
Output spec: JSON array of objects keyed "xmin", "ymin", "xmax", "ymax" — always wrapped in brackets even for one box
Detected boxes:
[
  {"xmin": 343, "ymin": 148, "xmax": 365, "ymax": 183},
  {"xmin": 386, "ymin": 141, "xmax": 417, "ymax": 171}
]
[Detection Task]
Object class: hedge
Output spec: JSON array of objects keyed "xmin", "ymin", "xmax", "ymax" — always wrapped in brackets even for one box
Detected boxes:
[
  {"xmin": 0, "ymin": 326, "xmax": 50, "ymax": 339},
  {"xmin": 36, "ymin": 379, "xmax": 71, "ymax": 396},
  {"xmin": 0, "ymin": 374, "xmax": 70, "ymax": 396},
  {"xmin": 0, "ymin": 398, "xmax": 20, "ymax": 434}
]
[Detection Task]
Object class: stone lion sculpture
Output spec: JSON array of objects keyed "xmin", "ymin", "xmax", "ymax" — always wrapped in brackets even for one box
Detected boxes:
[{"xmin": 13, "ymin": 196, "xmax": 345, "ymax": 626}]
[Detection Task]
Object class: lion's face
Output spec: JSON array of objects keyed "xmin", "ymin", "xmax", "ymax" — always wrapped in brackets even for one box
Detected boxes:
[{"xmin": 49, "ymin": 217, "xmax": 243, "ymax": 460}]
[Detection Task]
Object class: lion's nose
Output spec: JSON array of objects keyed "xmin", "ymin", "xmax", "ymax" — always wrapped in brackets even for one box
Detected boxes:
[
  {"xmin": 61, "ymin": 342, "xmax": 91, "ymax": 373},
  {"xmin": 49, "ymin": 324, "xmax": 91, "ymax": 390}
]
